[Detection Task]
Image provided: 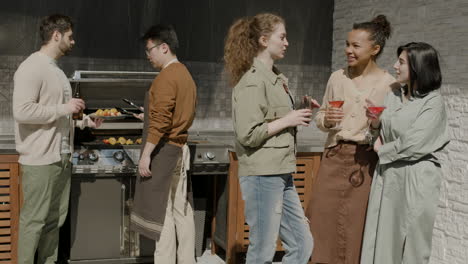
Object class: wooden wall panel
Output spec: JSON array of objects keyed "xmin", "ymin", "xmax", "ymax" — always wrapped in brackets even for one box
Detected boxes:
[{"xmin": 0, "ymin": 155, "xmax": 19, "ymax": 264}]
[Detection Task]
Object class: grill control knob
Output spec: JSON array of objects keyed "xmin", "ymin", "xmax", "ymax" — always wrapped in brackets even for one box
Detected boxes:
[
  {"xmin": 205, "ymin": 152, "xmax": 215, "ymax": 160},
  {"xmin": 113, "ymin": 151, "xmax": 125, "ymax": 162},
  {"xmin": 89, "ymin": 152, "xmax": 99, "ymax": 162}
]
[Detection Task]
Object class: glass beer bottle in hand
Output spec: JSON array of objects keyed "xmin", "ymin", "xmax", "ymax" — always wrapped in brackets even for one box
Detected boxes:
[{"xmin": 72, "ymin": 84, "xmax": 83, "ymax": 120}]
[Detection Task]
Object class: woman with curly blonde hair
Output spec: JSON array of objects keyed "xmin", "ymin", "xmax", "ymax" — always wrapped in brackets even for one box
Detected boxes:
[{"xmin": 225, "ymin": 13, "xmax": 318, "ymax": 264}]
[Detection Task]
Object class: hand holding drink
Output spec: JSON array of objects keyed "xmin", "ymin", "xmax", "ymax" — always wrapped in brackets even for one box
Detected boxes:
[
  {"xmin": 365, "ymin": 99, "xmax": 385, "ymax": 120},
  {"xmin": 368, "ymin": 106, "xmax": 386, "ymax": 115},
  {"xmin": 328, "ymin": 100, "xmax": 344, "ymax": 108},
  {"xmin": 324, "ymin": 86, "xmax": 345, "ymax": 129},
  {"xmin": 298, "ymin": 95, "xmax": 321, "ymax": 110},
  {"xmin": 295, "ymin": 95, "xmax": 321, "ymax": 126},
  {"xmin": 286, "ymin": 108, "xmax": 313, "ymax": 127},
  {"xmin": 72, "ymin": 84, "xmax": 84, "ymax": 120},
  {"xmin": 363, "ymin": 98, "xmax": 386, "ymax": 143},
  {"xmin": 325, "ymin": 98, "xmax": 345, "ymax": 130}
]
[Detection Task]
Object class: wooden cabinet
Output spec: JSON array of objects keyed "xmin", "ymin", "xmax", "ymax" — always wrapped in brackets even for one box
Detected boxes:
[
  {"xmin": 212, "ymin": 152, "xmax": 321, "ymax": 264},
  {"xmin": 0, "ymin": 154, "xmax": 20, "ymax": 264}
]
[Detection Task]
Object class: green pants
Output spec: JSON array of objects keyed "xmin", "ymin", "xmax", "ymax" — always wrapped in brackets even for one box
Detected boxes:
[{"xmin": 18, "ymin": 154, "xmax": 71, "ymax": 264}]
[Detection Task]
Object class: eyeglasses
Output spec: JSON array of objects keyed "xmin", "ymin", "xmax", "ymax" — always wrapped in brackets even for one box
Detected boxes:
[{"xmin": 145, "ymin": 43, "xmax": 163, "ymax": 56}]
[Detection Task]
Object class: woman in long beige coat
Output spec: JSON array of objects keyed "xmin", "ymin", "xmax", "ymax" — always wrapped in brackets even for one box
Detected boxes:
[{"xmin": 361, "ymin": 42, "xmax": 449, "ymax": 264}]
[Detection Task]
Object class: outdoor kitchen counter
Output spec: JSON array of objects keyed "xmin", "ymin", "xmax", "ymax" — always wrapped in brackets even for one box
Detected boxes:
[
  {"xmin": 0, "ymin": 149, "xmax": 17, "ymax": 154},
  {"xmin": 0, "ymin": 126, "xmax": 327, "ymax": 155},
  {"xmin": 0, "ymin": 135, "xmax": 17, "ymax": 154},
  {"xmin": 0, "ymin": 136, "xmax": 20, "ymax": 264},
  {"xmin": 296, "ymin": 126, "xmax": 327, "ymax": 153},
  {"xmin": 188, "ymin": 125, "xmax": 327, "ymax": 153}
]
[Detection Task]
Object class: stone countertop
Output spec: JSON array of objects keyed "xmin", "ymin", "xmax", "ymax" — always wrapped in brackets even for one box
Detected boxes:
[
  {"xmin": 188, "ymin": 125, "xmax": 327, "ymax": 153},
  {"xmin": 296, "ymin": 143, "xmax": 325, "ymax": 153},
  {"xmin": 296, "ymin": 126, "xmax": 327, "ymax": 153},
  {"xmin": 0, "ymin": 135, "xmax": 16, "ymax": 155},
  {"xmin": 0, "ymin": 149, "xmax": 17, "ymax": 155},
  {"xmin": 0, "ymin": 126, "xmax": 328, "ymax": 155}
]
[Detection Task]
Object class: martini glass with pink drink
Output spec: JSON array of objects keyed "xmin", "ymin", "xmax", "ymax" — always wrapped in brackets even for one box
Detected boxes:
[
  {"xmin": 364, "ymin": 105, "xmax": 386, "ymax": 143},
  {"xmin": 368, "ymin": 106, "xmax": 386, "ymax": 115},
  {"xmin": 329, "ymin": 100, "xmax": 345, "ymax": 108},
  {"xmin": 328, "ymin": 97, "xmax": 344, "ymax": 130}
]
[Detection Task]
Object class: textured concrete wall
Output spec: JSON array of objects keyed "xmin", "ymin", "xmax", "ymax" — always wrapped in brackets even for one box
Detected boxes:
[
  {"xmin": 332, "ymin": 1, "xmax": 468, "ymax": 263},
  {"xmin": 0, "ymin": 55, "xmax": 329, "ymax": 134},
  {"xmin": 0, "ymin": 0, "xmax": 333, "ymax": 64},
  {"xmin": 0, "ymin": 0, "xmax": 333, "ymax": 135}
]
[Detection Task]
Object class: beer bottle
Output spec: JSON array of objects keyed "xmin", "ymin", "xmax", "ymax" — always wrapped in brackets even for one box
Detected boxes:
[{"xmin": 72, "ymin": 84, "xmax": 83, "ymax": 120}]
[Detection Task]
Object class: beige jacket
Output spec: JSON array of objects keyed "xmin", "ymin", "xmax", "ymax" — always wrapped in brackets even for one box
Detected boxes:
[
  {"xmin": 232, "ymin": 58, "xmax": 296, "ymax": 177},
  {"xmin": 13, "ymin": 52, "xmax": 87, "ymax": 165}
]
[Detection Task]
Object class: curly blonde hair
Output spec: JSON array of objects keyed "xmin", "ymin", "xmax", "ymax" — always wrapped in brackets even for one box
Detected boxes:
[{"xmin": 224, "ymin": 13, "xmax": 285, "ymax": 86}]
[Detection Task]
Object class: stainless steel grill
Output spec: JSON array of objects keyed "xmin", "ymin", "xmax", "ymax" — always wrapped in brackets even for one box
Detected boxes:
[
  {"xmin": 67, "ymin": 71, "xmax": 233, "ymax": 263},
  {"xmin": 68, "ymin": 71, "xmax": 154, "ymax": 264},
  {"xmin": 70, "ymin": 70, "xmax": 233, "ymax": 175},
  {"xmin": 72, "ymin": 131, "xmax": 234, "ymax": 176},
  {"xmin": 188, "ymin": 130, "xmax": 233, "ymax": 175}
]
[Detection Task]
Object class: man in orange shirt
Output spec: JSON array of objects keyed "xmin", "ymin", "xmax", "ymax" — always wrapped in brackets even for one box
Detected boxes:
[{"xmin": 131, "ymin": 24, "xmax": 197, "ymax": 264}]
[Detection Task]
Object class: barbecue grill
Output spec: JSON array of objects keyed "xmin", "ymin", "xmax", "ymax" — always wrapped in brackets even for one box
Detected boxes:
[{"xmin": 66, "ymin": 71, "xmax": 233, "ymax": 263}]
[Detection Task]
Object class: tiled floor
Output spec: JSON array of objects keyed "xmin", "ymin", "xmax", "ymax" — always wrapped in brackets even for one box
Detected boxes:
[
  {"xmin": 196, "ymin": 249, "xmax": 282, "ymax": 264},
  {"xmin": 196, "ymin": 250, "xmax": 225, "ymax": 264}
]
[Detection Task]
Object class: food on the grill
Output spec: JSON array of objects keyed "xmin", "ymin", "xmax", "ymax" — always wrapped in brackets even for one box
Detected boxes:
[
  {"xmin": 94, "ymin": 108, "xmax": 122, "ymax": 117},
  {"xmin": 101, "ymin": 137, "xmax": 142, "ymax": 145},
  {"xmin": 108, "ymin": 137, "xmax": 117, "ymax": 145},
  {"xmin": 118, "ymin": 137, "xmax": 127, "ymax": 145}
]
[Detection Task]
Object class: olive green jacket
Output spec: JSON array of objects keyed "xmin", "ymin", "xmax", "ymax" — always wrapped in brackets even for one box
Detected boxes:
[{"xmin": 232, "ymin": 58, "xmax": 296, "ymax": 177}]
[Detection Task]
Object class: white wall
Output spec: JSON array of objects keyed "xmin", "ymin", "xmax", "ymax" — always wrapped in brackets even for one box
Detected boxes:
[{"xmin": 332, "ymin": 0, "xmax": 468, "ymax": 263}]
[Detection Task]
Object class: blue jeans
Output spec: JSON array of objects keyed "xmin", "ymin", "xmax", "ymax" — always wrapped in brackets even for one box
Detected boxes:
[{"xmin": 239, "ymin": 174, "xmax": 313, "ymax": 264}]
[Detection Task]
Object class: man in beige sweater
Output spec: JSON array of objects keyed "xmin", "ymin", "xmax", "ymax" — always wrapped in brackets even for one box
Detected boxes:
[{"xmin": 13, "ymin": 14, "xmax": 101, "ymax": 264}]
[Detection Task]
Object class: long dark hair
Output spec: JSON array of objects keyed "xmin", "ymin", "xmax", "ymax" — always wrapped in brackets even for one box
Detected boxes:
[
  {"xmin": 353, "ymin": 14, "xmax": 392, "ymax": 59},
  {"xmin": 397, "ymin": 42, "xmax": 442, "ymax": 97}
]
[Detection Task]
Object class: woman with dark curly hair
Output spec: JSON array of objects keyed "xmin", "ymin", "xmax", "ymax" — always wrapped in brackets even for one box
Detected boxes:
[
  {"xmin": 225, "ymin": 13, "xmax": 318, "ymax": 264},
  {"xmin": 361, "ymin": 42, "xmax": 449, "ymax": 264},
  {"xmin": 305, "ymin": 15, "xmax": 397, "ymax": 264}
]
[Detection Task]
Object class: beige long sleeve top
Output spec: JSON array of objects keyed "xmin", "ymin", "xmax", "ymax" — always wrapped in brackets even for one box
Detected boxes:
[
  {"xmin": 13, "ymin": 52, "xmax": 87, "ymax": 165},
  {"xmin": 316, "ymin": 68, "xmax": 397, "ymax": 148}
]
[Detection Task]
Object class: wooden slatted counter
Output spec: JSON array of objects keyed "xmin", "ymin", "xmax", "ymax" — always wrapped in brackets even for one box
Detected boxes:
[{"xmin": 0, "ymin": 154, "xmax": 19, "ymax": 264}]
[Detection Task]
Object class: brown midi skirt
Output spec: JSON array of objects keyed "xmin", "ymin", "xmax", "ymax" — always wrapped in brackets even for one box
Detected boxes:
[{"xmin": 306, "ymin": 141, "xmax": 378, "ymax": 264}]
